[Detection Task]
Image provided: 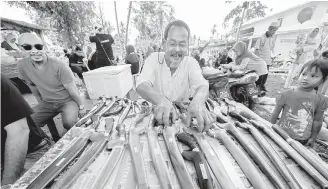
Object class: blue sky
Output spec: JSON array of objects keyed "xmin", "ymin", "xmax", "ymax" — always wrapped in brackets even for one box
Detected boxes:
[{"xmin": 1, "ymin": 0, "xmax": 305, "ymax": 42}]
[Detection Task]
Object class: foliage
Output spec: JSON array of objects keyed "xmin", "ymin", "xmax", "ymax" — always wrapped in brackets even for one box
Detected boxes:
[
  {"xmin": 5, "ymin": 1, "xmax": 97, "ymax": 47},
  {"xmin": 132, "ymin": 1, "xmax": 175, "ymax": 49},
  {"xmin": 223, "ymin": 1, "xmax": 268, "ymax": 36},
  {"xmin": 93, "ymin": 1, "xmax": 115, "ymax": 34}
]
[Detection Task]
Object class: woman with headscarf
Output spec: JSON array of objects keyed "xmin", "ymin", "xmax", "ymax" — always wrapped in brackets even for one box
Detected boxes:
[
  {"xmin": 284, "ymin": 29, "xmax": 320, "ymax": 88},
  {"xmin": 125, "ymin": 45, "xmax": 140, "ymax": 75},
  {"xmin": 222, "ymin": 41, "xmax": 268, "ymax": 91}
]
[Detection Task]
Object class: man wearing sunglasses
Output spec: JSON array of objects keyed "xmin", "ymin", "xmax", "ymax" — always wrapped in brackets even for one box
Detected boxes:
[{"xmin": 17, "ymin": 33, "xmax": 86, "ymax": 134}]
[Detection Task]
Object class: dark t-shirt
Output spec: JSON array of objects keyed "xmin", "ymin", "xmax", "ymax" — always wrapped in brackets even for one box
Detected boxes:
[
  {"xmin": 89, "ymin": 33, "xmax": 114, "ymax": 60},
  {"xmin": 69, "ymin": 53, "xmax": 84, "ymax": 67},
  {"xmin": 1, "ymin": 74, "xmax": 34, "ymax": 165}
]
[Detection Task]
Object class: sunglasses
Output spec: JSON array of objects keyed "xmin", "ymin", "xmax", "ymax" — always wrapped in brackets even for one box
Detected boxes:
[{"xmin": 21, "ymin": 44, "xmax": 44, "ymax": 51}]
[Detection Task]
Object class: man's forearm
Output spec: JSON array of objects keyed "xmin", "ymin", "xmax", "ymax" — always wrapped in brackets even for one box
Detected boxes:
[
  {"xmin": 192, "ymin": 85, "xmax": 209, "ymax": 104},
  {"xmin": 29, "ymin": 85, "xmax": 42, "ymax": 101},
  {"xmin": 2, "ymin": 119, "xmax": 29, "ymax": 185},
  {"xmin": 136, "ymin": 83, "xmax": 165, "ymax": 105},
  {"xmin": 69, "ymin": 89, "xmax": 84, "ymax": 106},
  {"xmin": 310, "ymin": 121, "xmax": 322, "ymax": 140}
]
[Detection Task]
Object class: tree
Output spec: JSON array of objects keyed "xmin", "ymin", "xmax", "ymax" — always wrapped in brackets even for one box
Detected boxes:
[
  {"xmin": 125, "ymin": 1, "xmax": 132, "ymax": 47},
  {"xmin": 93, "ymin": 1, "xmax": 115, "ymax": 34},
  {"xmin": 132, "ymin": 1, "xmax": 175, "ymax": 47},
  {"xmin": 6, "ymin": 1, "xmax": 97, "ymax": 47},
  {"xmin": 223, "ymin": 1, "xmax": 268, "ymax": 37}
]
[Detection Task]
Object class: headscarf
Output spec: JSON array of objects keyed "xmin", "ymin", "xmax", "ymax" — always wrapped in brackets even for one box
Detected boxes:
[
  {"xmin": 125, "ymin": 45, "xmax": 139, "ymax": 63},
  {"xmin": 233, "ymin": 41, "xmax": 258, "ymax": 65},
  {"xmin": 306, "ymin": 27, "xmax": 319, "ymax": 45}
]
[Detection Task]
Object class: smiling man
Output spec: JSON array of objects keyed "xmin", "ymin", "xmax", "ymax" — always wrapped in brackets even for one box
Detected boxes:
[
  {"xmin": 136, "ymin": 20, "xmax": 212, "ymax": 132},
  {"xmin": 17, "ymin": 33, "xmax": 86, "ymax": 134}
]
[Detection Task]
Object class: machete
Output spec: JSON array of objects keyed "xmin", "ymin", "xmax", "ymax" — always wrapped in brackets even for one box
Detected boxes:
[
  {"xmin": 177, "ymin": 132, "xmax": 214, "ymax": 189},
  {"xmin": 90, "ymin": 97, "xmax": 117, "ymax": 130},
  {"xmin": 76, "ymin": 97, "xmax": 107, "ymax": 127},
  {"xmin": 163, "ymin": 125, "xmax": 195, "ymax": 189},
  {"xmin": 147, "ymin": 116, "xmax": 174, "ymax": 189},
  {"xmin": 128, "ymin": 101, "xmax": 152, "ymax": 189},
  {"xmin": 183, "ymin": 127, "xmax": 236, "ymax": 189},
  {"xmin": 90, "ymin": 100, "xmax": 132, "ymax": 189},
  {"xmin": 26, "ymin": 132, "xmax": 90, "ymax": 189},
  {"xmin": 235, "ymin": 121, "xmax": 302, "ymax": 189},
  {"xmin": 207, "ymin": 127, "xmax": 270, "ymax": 189},
  {"xmin": 250, "ymin": 120, "xmax": 328, "ymax": 189}
]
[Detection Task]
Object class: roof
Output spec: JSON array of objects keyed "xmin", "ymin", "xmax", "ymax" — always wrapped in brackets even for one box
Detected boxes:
[
  {"xmin": 242, "ymin": 1, "xmax": 312, "ymax": 28},
  {"xmin": 1, "ymin": 17, "xmax": 49, "ymax": 31}
]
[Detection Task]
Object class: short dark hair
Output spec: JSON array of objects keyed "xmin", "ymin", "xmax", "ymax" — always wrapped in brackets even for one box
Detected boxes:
[
  {"xmin": 300, "ymin": 59, "xmax": 328, "ymax": 81},
  {"xmin": 163, "ymin": 20, "xmax": 190, "ymax": 40},
  {"xmin": 322, "ymin": 50, "xmax": 328, "ymax": 59},
  {"xmin": 63, "ymin": 49, "xmax": 68, "ymax": 53}
]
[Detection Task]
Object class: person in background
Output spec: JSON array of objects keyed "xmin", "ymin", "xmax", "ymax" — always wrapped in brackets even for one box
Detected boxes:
[
  {"xmin": 116, "ymin": 56, "xmax": 120, "ymax": 63},
  {"xmin": 270, "ymin": 59, "xmax": 328, "ymax": 147},
  {"xmin": 1, "ymin": 33, "xmax": 20, "ymax": 52},
  {"xmin": 1, "ymin": 74, "xmax": 50, "ymax": 186},
  {"xmin": 125, "ymin": 45, "xmax": 140, "ymax": 75},
  {"xmin": 199, "ymin": 58, "xmax": 206, "ymax": 68},
  {"xmin": 137, "ymin": 20, "xmax": 212, "ymax": 132},
  {"xmin": 17, "ymin": 33, "xmax": 86, "ymax": 133},
  {"xmin": 89, "ymin": 26, "xmax": 115, "ymax": 68},
  {"xmin": 222, "ymin": 41, "xmax": 268, "ymax": 95},
  {"xmin": 321, "ymin": 50, "xmax": 328, "ymax": 60},
  {"xmin": 255, "ymin": 22, "xmax": 280, "ymax": 92},
  {"xmin": 63, "ymin": 49, "xmax": 70, "ymax": 59},
  {"xmin": 69, "ymin": 45, "xmax": 88, "ymax": 80},
  {"xmin": 318, "ymin": 51, "xmax": 328, "ymax": 95}
]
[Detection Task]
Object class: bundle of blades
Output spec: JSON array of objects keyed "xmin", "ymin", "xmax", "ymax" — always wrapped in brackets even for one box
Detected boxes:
[
  {"xmin": 183, "ymin": 127, "xmax": 236, "ymax": 189},
  {"xmin": 102, "ymin": 98, "xmax": 124, "ymax": 117},
  {"xmin": 272, "ymin": 124, "xmax": 328, "ymax": 180},
  {"xmin": 89, "ymin": 96, "xmax": 118, "ymax": 131},
  {"xmin": 234, "ymin": 121, "xmax": 302, "ymax": 189},
  {"xmin": 250, "ymin": 120, "xmax": 328, "ymax": 189},
  {"xmin": 207, "ymin": 124, "xmax": 270, "ymax": 189},
  {"xmin": 50, "ymin": 118, "xmax": 116, "ymax": 189},
  {"xmin": 176, "ymin": 132, "xmax": 214, "ymax": 189},
  {"xmin": 128, "ymin": 100, "xmax": 152, "ymax": 189},
  {"xmin": 90, "ymin": 99, "xmax": 132, "ymax": 189},
  {"xmin": 76, "ymin": 97, "xmax": 107, "ymax": 127},
  {"xmin": 147, "ymin": 115, "xmax": 174, "ymax": 189},
  {"xmin": 26, "ymin": 131, "xmax": 91, "ymax": 189}
]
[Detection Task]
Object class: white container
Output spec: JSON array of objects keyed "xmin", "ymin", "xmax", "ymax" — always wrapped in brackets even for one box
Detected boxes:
[{"xmin": 82, "ymin": 65, "xmax": 133, "ymax": 99}]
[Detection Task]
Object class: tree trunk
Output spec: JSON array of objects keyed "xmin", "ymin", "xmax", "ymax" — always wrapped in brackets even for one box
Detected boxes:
[
  {"xmin": 125, "ymin": 2, "xmax": 132, "ymax": 47},
  {"xmin": 114, "ymin": 1, "xmax": 120, "ymax": 36}
]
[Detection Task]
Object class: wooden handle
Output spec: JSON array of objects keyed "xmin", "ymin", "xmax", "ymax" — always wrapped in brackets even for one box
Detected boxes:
[
  {"xmin": 182, "ymin": 151, "xmax": 214, "ymax": 189},
  {"xmin": 272, "ymin": 124, "xmax": 290, "ymax": 140},
  {"xmin": 177, "ymin": 132, "xmax": 198, "ymax": 150}
]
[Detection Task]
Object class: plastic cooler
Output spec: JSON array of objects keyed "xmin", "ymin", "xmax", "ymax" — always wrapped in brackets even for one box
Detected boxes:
[{"xmin": 82, "ymin": 65, "xmax": 133, "ymax": 99}]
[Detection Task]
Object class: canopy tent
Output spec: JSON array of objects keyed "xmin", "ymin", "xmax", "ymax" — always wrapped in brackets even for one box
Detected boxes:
[{"xmin": 1, "ymin": 17, "xmax": 49, "ymax": 34}]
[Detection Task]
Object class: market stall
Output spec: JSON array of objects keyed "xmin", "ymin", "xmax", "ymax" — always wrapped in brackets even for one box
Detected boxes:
[{"xmin": 9, "ymin": 96, "xmax": 327, "ymax": 189}]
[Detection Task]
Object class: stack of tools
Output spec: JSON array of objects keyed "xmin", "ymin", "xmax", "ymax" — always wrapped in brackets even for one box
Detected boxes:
[{"xmin": 20, "ymin": 96, "xmax": 328, "ymax": 189}]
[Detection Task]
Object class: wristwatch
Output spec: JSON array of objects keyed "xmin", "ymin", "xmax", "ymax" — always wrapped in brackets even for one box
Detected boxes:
[{"xmin": 79, "ymin": 105, "xmax": 85, "ymax": 110}]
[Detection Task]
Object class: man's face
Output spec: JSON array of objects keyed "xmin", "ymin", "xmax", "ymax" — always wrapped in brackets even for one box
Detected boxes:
[
  {"xmin": 18, "ymin": 33, "xmax": 45, "ymax": 62},
  {"xmin": 268, "ymin": 27, "xmax": 278, "ymax": 36},
  {"xmin": 164, "ymin": 26, "xmax": 189, "ymax": 69}
]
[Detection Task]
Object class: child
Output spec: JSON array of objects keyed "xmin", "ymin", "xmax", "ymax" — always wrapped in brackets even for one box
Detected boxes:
[{"xmin": 271, "ymin": 59, "xmax": 328, "ymax": 147}]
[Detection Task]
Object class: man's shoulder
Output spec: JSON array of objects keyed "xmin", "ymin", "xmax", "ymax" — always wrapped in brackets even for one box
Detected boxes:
[{"xmin": 48, "ymin": 56, "xmax": 69, "ymax": 68}]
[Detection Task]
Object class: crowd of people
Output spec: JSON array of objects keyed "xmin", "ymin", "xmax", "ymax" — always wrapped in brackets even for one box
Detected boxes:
[{"xmin": 1, "ymin": 19, "xmax": 328, "ymax": 186}]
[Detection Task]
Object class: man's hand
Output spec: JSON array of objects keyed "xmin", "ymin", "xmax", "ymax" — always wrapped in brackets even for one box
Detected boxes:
[
  {"xmin": 78, "ymin": 108, "xmax": 87, "ymax": 118},
  {"xmin": 154, "ymin": 97, "xmax": 177, "ymax": 126},
  {"xmin": 221, "ymin": 64, "xmax": 232, "ymax": 69},
  {"xmin": 186, "ymin": 100, "xmax": 214, "ymax": 132},
  {"xmin": 305, "ymin": 138, "xmax": 315, "ymax": 148}
]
